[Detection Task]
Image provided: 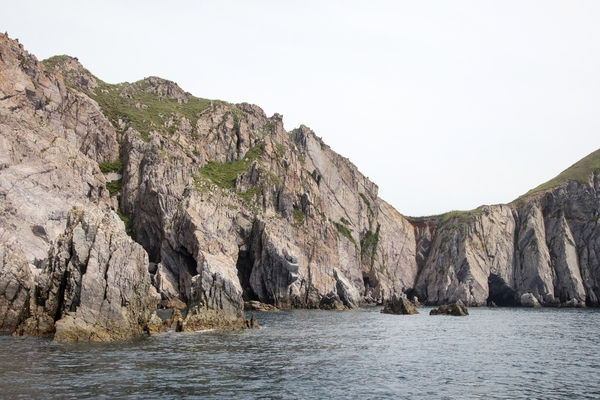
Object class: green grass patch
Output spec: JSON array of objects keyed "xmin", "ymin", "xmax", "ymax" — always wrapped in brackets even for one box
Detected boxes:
[
  {"xmin": 42, "ymin": 55, "xmax": 74, "ymax": 71},
  {"xmin": 359, "ymin": 193, "xmax": 371, "ymax": 209},
  {"xmin": 516, "ymin": 148, "xmax": 600, "ymax": 201},
  {"xmin": 438, "ymin": 209, "xmax": 483, "ymax": 226},
  {"xmin": 106, "ymin": 179, "xmax": 122, "ymax": 197},
  {"xmin": 274, "ymin": 140, "xmax": 286, "ymax": 157},
  {"xmin": 267, "ymin": 171, "xmax": 284, "ymax": 188},
  {"xmin": 199, "ymin": 144, "xmax": 263, "ymax": 189},
  {"xmin": 89, "ymin": 79, "xmax": 213, "ymax": 138},
  {"xmin": 333, "ymin": 221, "xmax": 356, "ymax": 246},
  {"xmin": 116, "ymin": 209, "xmax": 133, "ymax": 236},
  {"xmin": 360, "ymin": 223, "xmax": 381, "ymax": 264},
  {"xmin": 292, "ymin": 209, "xmax": 305, "ymax": 227},
  {"xmin": 239, "ymin": 186, "xmax": 261, "ymax": 204},
  {"xmin": 99, "ymin": 158, "xmax": 123, "ymax": 173}
]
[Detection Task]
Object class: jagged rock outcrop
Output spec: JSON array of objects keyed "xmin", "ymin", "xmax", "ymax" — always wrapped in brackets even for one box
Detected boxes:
[
  {"xmin": 0, "ymin": 248, "xmax": 34, "ymax": 331},
  {"xmin": 146, "ymin": 311, "xmax": 166, "ymax": 333},
  {"xmin": 0, "ymin": 34, "xmax": 116, "ymax": 268},
  {"xmin": 380, "ymin": 295, "xmax": 419, "ymax": 315},
  {"xmin": 16, "ymin": 206, "xmax": 159, "ymax": 341},
  {"xmin": 414, "ymin": 205, "xmax": 517, "ymax": 306},
  {"xmin": 430, "ymin": 302, "xmax": 469, "ymax": 316},
  {"xmin": 414, "ymin": 159, "xmax": 600, "ymax": 308},
  {"xmin": 116, "ymin": 89, "xmax": 417, "ymax": 312}
]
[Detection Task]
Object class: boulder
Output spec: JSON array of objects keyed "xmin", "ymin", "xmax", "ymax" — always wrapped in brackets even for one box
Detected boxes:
[
  {"xmin": 429, "ymin": 302, "xmax": 469, "ymax": 316},
  {"xmin": 146, "ymin": 312, "xmax": 166, "ymax": 333},
  {"xmin": 381, "ymin": 295, "xmax": 419, "ymax": 315},
  {"xmin": 319, "ymin": 292, "xmax": 345, "ymax": 310},
  {"xmin": 164, "ymin": 308, "xmax": 184, "ymax": 331},
  {"xmin": 520, "ymin": 293, "xmax": 542, "ymax": 308}
]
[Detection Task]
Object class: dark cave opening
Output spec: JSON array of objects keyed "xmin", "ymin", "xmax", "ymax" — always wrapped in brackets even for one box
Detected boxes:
[
  {"xmin": 177, "ymin": 246, "xmax": 199, "ymax": 304},
  {"xmin": 236, "ymin": 248, "xmax": 259, "ymax": 302},
  {"xmin": 487, "ymin": 274, "xmax": 518, "ymax": 306},
  {"xmin": 363, "ymin": 276, "xmax": 371, "ymax": 290},
  {"xmin": 178, "ymin": 247, "xmax": 198, "ymax": 278}
]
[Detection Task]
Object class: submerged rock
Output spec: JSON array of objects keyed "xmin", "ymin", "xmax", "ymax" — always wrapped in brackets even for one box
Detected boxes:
[
  {"xmin": 381, "ymin": 295, "xmax": 419, "ymax": 315},
  {"xmin": 164, "ymin": 308, "xmax": 184, "ymax": 332},
  {"xmin": 244, "ymin": 313, "xmax": 260, "ymax": 329},
  {"xmin": 429, "ymin": 302, "xmax": 469, "ymax": 316}
]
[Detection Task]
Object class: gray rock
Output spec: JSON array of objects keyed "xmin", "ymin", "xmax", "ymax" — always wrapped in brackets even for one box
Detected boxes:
[
  {"xmin": 319, "ymin": 292, "xmax": 345, "ymax": 311},
  {"xmin": 0, "ymin": 248, "xmax": 34, "ymax": 332},
  {"xmin": 16, "ymin": 206, "xmax": 159, "ymax": 341},
  {"xmin": 244, "ymin": 313, "xmax": 260, "ymax": 329},
  {"xmin": 146, "ymin": 312, "xmax": 166, "ymax": 333},
  {"xmin": 520, "ymin": 293, "xmax": 542, "ymax": 308}
]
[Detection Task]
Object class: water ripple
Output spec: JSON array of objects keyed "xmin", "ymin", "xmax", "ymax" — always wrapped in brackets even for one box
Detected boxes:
[{"xmin": 1, "ymin": 307, "xmax": 600, "ymax": 399}]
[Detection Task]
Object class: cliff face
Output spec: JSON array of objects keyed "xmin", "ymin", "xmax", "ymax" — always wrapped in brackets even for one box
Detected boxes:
[
  {"xmin": 1, "ymin": 34, "xmax": 600, "ymax": 342},
  {"xmin": 0, "ymin": 33, "xmax": 420, "ymax": 341},
  {"xmin": 0, "ymin": 34, "xmax": 157, "ymax": 340},
  {"xmin": 116, "ymin": 89, "xmax": 417, "ymax": 312},
  {"xmin": 414, "ymin": 170, "xmax": 600, "ymax": 307}
]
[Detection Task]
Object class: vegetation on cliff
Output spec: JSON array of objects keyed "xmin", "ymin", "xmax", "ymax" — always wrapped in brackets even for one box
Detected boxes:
[{"xmin": 517, "ymin": 148, "xmax": 600, "ymax": 201}]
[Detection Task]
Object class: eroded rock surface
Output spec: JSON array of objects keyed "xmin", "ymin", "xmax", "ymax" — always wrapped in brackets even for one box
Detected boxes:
[{"xmin": 16, "ymin": 206, "xmax": 158, "ymax": 341}]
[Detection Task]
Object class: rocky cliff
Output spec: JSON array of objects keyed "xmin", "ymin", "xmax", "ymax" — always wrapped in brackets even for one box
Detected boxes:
[
  {"xmin": 0, "ymin": 33, "xmax": 156, "ymax": 340},
  {"xmin": 1, "ymin": 33, "xmax": 599, "ymax": 342},
  {"xmin": 413, "ymin": 152, "xmax": 600, "ymax": 307}
]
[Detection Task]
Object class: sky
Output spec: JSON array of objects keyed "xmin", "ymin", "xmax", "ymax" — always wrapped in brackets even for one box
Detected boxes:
[{"xmin": 2, "ymin": 1, "xmax": 600, "ymax": 216}]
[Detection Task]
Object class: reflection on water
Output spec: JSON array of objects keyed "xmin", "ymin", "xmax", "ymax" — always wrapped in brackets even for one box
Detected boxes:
[{"xmin": 1, "ymin": 307, "xmax": 600, "ymax": 399}]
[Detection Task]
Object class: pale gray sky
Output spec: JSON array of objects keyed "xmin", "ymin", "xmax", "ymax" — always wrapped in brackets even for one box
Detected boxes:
[{"xmin": 3, "ymin": 1, "xmax": 600, "ymax": 216}]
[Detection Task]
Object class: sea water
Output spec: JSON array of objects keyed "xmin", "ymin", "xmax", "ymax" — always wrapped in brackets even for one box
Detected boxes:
[{"xmin": 1, "ymin": 307, "xmax": 599, "ymax": 399}]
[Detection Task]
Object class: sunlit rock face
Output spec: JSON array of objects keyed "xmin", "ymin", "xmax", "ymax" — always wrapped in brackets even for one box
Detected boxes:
[{"xmin": 2, "ymin": 32, "xmax": 600, "ymax": 344}]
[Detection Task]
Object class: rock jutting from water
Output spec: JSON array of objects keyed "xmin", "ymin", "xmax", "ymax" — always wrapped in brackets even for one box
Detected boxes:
[
  {"xmin": 1, "ymin": 33, "xmax": 600, "ymax": 341},
  {"xmin": 380, "ymin": 295, "xmax": 419, "ymax": 315},
  {"xmin": 429, "ymin": 302, "xmax": 469, "ymax": 316}
]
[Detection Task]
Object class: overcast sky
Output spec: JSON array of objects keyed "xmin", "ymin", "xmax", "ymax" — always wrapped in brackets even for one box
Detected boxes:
[{"xmin": 3, "ymin": 1, "xmax": 600, "ymax": 216}]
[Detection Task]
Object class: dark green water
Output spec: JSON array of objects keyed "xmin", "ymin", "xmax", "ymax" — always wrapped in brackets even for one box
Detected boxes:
[{"xmin": 1, "ymin": 307, "xmax": 599, "ymax": 399}]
